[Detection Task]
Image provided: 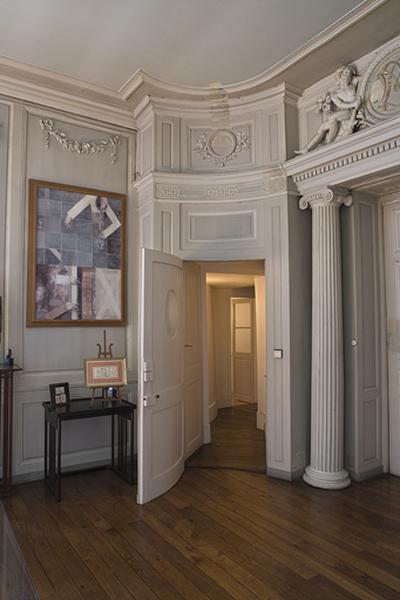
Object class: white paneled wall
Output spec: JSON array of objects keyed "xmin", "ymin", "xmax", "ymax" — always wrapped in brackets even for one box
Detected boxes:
[
  {"xmin": 0, "ymin": 100, "xmax": 136, "ymax": 481},
  {"xmin": 342, "ymin": 192, "xmax": 383, "ymax": 480}
]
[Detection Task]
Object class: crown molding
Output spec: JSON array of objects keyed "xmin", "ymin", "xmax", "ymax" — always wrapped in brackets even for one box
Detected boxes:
[
  {"xmin": 132, "ymin": 83, "xmax": 301, "ymax": 120},
  {"xmin": 0, "ymin": 0, "xmax": 396, "ymax": 125},
  {"xmin": 0, "ymin": 56, "xmax": 135, "ymax": 128},
  {"xmin": 121, "ymin": 0, "xmax": 391, "ymax": 105}
]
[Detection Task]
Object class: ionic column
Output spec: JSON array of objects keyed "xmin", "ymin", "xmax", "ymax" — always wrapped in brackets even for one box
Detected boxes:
[{"xmin": 300, "ymin": 187, "xmax": 351, "ymax": 490}]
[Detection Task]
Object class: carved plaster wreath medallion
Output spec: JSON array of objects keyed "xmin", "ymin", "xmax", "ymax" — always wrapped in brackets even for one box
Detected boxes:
[
  {"xmin": 39, "ymin": 119, "xmax": 120, "ymax": 164},
  {"xmin": 359, "ymin": 40, "xmax": 400, "ymax": 124},
  {"xmin": 194, "ymin": 128, "xmax": 250, "ymax": 167}
]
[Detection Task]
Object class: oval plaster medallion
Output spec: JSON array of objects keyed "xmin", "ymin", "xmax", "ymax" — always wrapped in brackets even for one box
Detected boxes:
[
  {"xmin": 209, "ymin": 129, "xmax": 237, "ymax": 157},
  {"xmin": 359, "ymin": 41, "xmax": 400, "ymax": 124}
]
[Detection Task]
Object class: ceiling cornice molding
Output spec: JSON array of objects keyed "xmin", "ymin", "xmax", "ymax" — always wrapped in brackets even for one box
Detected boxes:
[
  {"xmin": 121, "ymin": 0, "xmax": 389, "ymax": 104},
  {"xmin": 0, "ymin": 0, "xmax": 395, "ymax": 124},
  {"xmin": 0, "ymin": 58, "xmax": 135, "ymax": 129},
  {"xmin": 133, "ymin": 83, "xmax": 301, "ymax": 120}
]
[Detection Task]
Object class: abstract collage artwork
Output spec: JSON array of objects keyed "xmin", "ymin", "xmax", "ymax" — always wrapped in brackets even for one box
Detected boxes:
[{"xmin": 27, "ymin": 180, "xmax": 126, "ymax": 326}]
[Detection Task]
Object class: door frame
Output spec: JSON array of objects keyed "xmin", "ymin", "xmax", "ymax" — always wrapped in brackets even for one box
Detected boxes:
[
  {"xmin": 195, "ymin": 260, "xmax": 266, "ymax": 445},
  {"xmin": 379, "ymin": 193, "xmax": 399, "ymax": 475}
]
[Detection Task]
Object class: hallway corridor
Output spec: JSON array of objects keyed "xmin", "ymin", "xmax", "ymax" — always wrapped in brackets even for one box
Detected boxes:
[{"xmin": 186, "ymin": 404, "xmax": 266, "ymax": 472}]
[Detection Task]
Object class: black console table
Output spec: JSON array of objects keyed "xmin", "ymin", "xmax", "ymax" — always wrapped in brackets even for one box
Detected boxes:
[{"xmin": 42, "ymin": 398, "xmax": 135, "ymax": 501}]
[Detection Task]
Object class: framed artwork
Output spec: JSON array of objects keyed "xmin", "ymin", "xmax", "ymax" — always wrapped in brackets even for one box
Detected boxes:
[
  {"xmin": 27, "ymin": 180, "xmax": 126, "ymax": 326},
  {"xmin": 49, "ymin": 382, "xmax": 70, "ymax": 408},
  {"xmin": 84, "ymin": 357, "xmax": 127, "ymax": 388}
]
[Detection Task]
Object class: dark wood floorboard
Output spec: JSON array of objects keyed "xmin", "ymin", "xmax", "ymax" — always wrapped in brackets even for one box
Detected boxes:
[
  {"xmin": 4, "ymin": 468, "xmax": 400, "ymax": 600},
  {"xmin": 186, "ymin": 403, "xmax": 266, "ymax": 472}
]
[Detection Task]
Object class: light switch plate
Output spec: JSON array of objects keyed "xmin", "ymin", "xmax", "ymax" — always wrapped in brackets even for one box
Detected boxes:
[{"xmin": 273, "ymin": 349, "xmax": 283, "ymax": 359}]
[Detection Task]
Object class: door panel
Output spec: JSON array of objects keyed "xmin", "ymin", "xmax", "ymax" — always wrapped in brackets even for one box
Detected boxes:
[
  {"xmin": 138, "ymin": 249, "xmax": 184, "ymax": 504},
  {"xmin": 183, "ymin": 263, "xmax": 203, "ymax": 457},
  {"xmin": 384, "ymin": 201, "xmax": 400, "ymax": 476}
]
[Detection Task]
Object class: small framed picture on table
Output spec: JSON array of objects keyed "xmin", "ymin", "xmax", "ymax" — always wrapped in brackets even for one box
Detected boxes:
[
  {"xmin": 49, "ymin": 382, "xmax": 70, "ymax": 408},
  {"xmin": 84, "ymin": 357, "xmax": 127, "ymax": 398}
]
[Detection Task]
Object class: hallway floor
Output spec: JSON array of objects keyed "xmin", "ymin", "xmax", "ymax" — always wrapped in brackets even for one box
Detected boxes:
[
  {"xmin": 186, "ymin": 403, "xmax": 266, "ymax": 472},
  {"xmin": 4, "ymin": 469, "xmax": 400, "ymax": 599}
]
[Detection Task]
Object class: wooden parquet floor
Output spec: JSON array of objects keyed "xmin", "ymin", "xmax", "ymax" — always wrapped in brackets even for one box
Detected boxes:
[
  {"xmin": 186, "ymin": 403, "xmax": 266, "ymax": 472},
  {"xmin": 4, "ymin": 468, "xmax": 400, "ymax": 599}
]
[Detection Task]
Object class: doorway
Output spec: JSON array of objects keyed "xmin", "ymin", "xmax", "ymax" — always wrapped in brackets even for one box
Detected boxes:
[{"xmin": 186, "ymin": 261, "xmax": 267, "ymax": 472}]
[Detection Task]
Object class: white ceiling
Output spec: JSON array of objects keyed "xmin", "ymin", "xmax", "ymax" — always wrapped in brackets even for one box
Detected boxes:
[{"xmin": 0, "ymin": 0, "xmax": 364, "ymax": 90}]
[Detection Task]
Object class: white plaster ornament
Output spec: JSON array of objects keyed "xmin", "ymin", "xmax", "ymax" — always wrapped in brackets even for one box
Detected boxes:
[
  {"xmin": 40, "ymin": 119, "xmax": 120, "ymax": 163},
  {"xmin": 193, "ymin": 128, "xmax": 250, "ymax": 167},
  {"xmin": 295, "ymin": 65, "xmax": 366, "ymax": 155}
]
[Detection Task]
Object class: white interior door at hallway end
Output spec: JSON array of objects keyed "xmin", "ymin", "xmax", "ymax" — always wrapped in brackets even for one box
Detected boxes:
[
  {"xmin": 138, "ymin": 248, "xmax": 184, "ymax": 504},
  {"xmin": 231, "ymin": 298, "xmax": 255, "ymax": 404},
  {"xmin": 384, "ymin": 200, "xmax": 400, "ymax": 476}
]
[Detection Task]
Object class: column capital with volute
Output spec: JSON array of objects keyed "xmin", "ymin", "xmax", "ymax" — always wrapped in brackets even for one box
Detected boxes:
[{"xmin": 299, "ymin": 186, "xmax": 352, "ymax": 210}]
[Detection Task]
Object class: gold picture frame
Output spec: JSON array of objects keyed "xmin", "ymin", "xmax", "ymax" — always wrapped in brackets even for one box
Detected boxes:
[
  {"xmin": 84, "ymin": 357, "xmax": 127, "ymax": 389},
  {"xmin": 27, "ymin": 179, "xmax": 126, "ymax": 327}
]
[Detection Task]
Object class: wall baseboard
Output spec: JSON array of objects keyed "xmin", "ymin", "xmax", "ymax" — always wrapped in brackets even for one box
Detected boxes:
[
  {"xmin": 267, "ymin": 466, "xmax": 304, "ymax": 481},
  {"xmin": 208, "ymin": 402, "xmax": 217, "ymax": 423},
  {"xmin": 257, "ymin": 410, "xmax": 266, "ymax": 431},
  {"xmin": 348, "ymin": 465, "xmax": 384, "ymax": 482}
]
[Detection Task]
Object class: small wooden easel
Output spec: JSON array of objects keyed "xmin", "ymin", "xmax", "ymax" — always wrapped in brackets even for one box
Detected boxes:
[
  {"xmin": 97, "ymin": 329, "xmax": 114, "ymax": 359},
  {"xmin": 92, "ymin": 330, "xmax": 118, "ymax": 401}
]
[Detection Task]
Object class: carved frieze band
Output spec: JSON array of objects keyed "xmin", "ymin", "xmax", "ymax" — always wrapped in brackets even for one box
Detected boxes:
[
  {"xmin": 299, "ymin": 187, "xmax": 352, "ymax": 210},
  {"xmin": 40, "ymin": 119, "xmax": 120, "ymax": 164},
  {"xmin": 154, "ymin": 174, "xmax": 287, "ymax": 203},
  {"xmin": 293, "ymin": 136, "xmax": 400, "ymax": 184}
]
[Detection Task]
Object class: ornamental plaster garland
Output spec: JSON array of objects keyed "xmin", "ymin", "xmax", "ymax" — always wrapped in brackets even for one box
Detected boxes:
[
  {"xmin": 193, "ymin": 128, "xmax": 250, "ymax": 167},
  {"xmin": 39, "ymin": 119, "xmax": 120, "ymax": 164}
]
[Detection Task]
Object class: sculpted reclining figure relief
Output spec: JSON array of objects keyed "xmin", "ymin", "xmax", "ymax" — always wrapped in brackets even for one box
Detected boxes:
[{"xmin": 295, "ymin": 64, "xmax": 366, "ymax": 154}]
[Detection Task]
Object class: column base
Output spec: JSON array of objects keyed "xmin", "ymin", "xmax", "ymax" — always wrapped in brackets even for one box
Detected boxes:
[{"xmin": 303, "ymin": 465, "xmax": 351, "ymax": 490}]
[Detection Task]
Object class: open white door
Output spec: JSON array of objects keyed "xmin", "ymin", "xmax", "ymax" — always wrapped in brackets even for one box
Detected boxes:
[{"xmin": 137, "ymin": 248, "xmax": 184, "ymax": 504}]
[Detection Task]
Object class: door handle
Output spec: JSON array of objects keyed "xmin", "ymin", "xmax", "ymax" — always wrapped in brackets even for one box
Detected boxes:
[{"xmin": 184, "ymin": 344, "xmax": 193, "ymax": 348}]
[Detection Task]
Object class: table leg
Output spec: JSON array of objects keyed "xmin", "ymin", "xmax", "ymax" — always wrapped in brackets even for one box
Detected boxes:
[
  {"xmin": 44, "ymin": 417, "xmax": 48, "ymax": 480},
  {"xmin": 118, "ymin": 415, "xmax": 122, "ymax": 474},
  {"xmin": 111, "ymin": 414, "xmax": 114, "ymax": 470},
  {"xmin": 122, "ymin": 416, "xmax": 126, "ymax": 478},
  {"xmin": 48, "ymin": 424, "xmax": 56, "ymax": 496},
  {"xmin": 57, "ymin": 421, "xmax": 62, "ymax": 502},
  {"xmin": 130, "ymin": 412, "xmax": 135, "ymax": 484}
]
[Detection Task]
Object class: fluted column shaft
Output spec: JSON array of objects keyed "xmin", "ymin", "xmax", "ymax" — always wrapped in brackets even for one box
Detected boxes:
[{"xmin": 300, "ymin": 187, "xmax": 351, "ymax": 490}]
